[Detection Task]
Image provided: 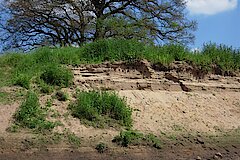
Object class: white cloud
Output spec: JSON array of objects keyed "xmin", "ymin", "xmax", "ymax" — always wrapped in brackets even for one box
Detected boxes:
[{"xmin": 186, "ymin": 0, "xmax": 238, "ymax": 15}]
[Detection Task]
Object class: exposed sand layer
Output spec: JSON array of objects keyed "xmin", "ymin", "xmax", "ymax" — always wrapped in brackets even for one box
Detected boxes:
[{"xmin": 0, "ymin": 60, "xmax": 240, "ymax": 159}]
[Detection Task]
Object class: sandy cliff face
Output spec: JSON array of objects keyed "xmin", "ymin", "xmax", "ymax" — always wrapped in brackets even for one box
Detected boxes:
[{"xmin": 0, "ymin": 60, "xmax": 240, "ymax": 160}]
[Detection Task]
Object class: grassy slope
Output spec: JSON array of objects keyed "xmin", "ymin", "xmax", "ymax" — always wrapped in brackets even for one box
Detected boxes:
[{"xmin": 0, "ymin": 38, "xmax": 239, "ymax": 103}]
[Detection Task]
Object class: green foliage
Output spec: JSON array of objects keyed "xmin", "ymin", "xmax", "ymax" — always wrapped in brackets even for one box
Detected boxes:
[
  {"xmin": 113, "ymin": 130, "xmax": 144, "ymax": 147},
  {"xmin": 40, "ymin": 65, "xmax": 73, "ymax": 87},
  {"xmin": 0, "ymin": 92, "xmax": 10, "ymax": 104},
  {"xmin": 0, "ymin": 67, "xmax": 12, "ymax": 87},
  {"xmin": 66, "ymin": 131, "xmax": 81, "ymax": 147},
  {"xmin": 12, "ymin": 73, "xmax": 31, "ymax": 89},
  {"xmin": 113, "ymin": 130, "xmax": 162, "ymax": 148},
  {"xmin": 95, "ymin": 142, "xmax": 108, "ymax": 153},
  {"xmin": 81, "ymin": 39, "xmax": 144, "ymax": 62},
  {"xmin": 201, "ymin": 43, "xmax": 240, "ymax": 71},
  {"xmin": 0, "ymin": 39, "xmax": 239, "ymax": 91},
  {"xmin": 14, "ymin": 91, "xmax": 55, "ymax": 132},
  {"xmin": 6, "ymin": 124, "xmax": 19, "ymax": 133},
  {"xmin": 69, "ymin": 90, "xmax": 132, "ymax": 128},
  {"xmin": 145, "ymin": 133, "xmax": 162, "ymax": 149},
  {"xmin": 38, "ymin": 81, "xmax": 54, "ymax": 94}
]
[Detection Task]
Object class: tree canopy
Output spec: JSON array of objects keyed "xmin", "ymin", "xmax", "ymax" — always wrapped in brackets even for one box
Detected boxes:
[{"xmin": 0, "ymin": 0, "xmax": 197, "ymax": 50}]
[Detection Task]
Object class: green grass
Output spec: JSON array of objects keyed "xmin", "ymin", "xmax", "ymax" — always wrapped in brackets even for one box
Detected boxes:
[
  {"xmin": 0, "ymin": 89, "xmax": 26, "ymax": 105},
  {"xmin": 12, "ymin": 73, "xmax": 31, "ymax": 89},
  {"xmin": 68, "ymin": 90, "xmax": 132, "ymax": 128},
  {"xmin": 14, "ymin": 91, "xmax": 56, "ymax": 132},
  {"xmin": 0, "ymin": 39, "xmax": 239, "ymax": 92},
  {"xmin": 0, "ymin": 67, "xmax": 12, "ymax": 87},
  {"xmin": 95, "ymin": 142, "xmax": 108, "ymax": 153},
  {"xmin": 113, "ymin": 130, "xmax": 161, "ymax": 148},
  {"xmin": 66, "ymin": 131, "xmax": 81, "ymax": 147},
  {"xmin": 0, "ymin": 92, "xmax": 10, "ymax": 104},
  {"xmin": 40, "ymin": 65, "xmax": 73, "ymax": 87}
]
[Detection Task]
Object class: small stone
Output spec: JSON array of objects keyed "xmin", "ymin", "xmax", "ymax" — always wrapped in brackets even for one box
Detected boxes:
[
  {"xmin": 196, "ymin": 156, "xmax": 202, "ymax": 160},
  {"xmin": 196, "ymin": 137, "xmax": 204, "ymax": 144},
  {"xmin": 215, "ymin": 152, "xmax": 223, "ymax": 158}
]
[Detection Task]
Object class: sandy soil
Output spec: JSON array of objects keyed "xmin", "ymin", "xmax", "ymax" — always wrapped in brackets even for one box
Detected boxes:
[{"xmin": 119, "ymin": 90, "xmax": 240, "ymax": 135}]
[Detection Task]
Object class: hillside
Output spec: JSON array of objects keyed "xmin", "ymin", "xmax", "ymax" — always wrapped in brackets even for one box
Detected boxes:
[{"xmin": 0, "ymin": 40, "xmax": 240, "ymax": 159}]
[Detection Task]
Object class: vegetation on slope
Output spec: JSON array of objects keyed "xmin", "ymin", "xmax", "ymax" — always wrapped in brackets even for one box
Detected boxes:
[
  {"xmin": 14, "ymin": 91, "xmax": 56, "ymax": 132},
  {"xmin": 69, "ymin": 90, "xmax": 132, "ymax": 128}
]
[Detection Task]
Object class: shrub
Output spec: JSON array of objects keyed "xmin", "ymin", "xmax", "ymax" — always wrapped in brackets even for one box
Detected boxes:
[
  {"xmin": 14, "ymin": 91, "xmax": 55, "ymax": 131},
  {"xmin": 69, "ymin": 90, "xmax": 132, "ymax": 128},
  {"xmin": 40, "ymin": 65, "xmax": 73, "ymax": 87}
]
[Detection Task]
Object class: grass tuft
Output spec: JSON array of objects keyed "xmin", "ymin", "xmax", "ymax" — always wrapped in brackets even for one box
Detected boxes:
[
  {"xmin": 14, "ymin": 91, "xmax": 56, "ymax": 132},
  {"xmin": 68, "ymin": 90, "xmax": 132, "ymax": 128},
  {"xmin": 113, "ymin": 130, "xmax": 161, "ymax": 148},
  {"xmin": 40, "ymin": 65, "xmax": 73, "ymax": 87},
  {"xmin": 95, "ymin": 142, "xmax": 108, "ymax": 153},
  {"xmin": 13, "ymin": 73, "xmax": 31, "ymax": 89}
]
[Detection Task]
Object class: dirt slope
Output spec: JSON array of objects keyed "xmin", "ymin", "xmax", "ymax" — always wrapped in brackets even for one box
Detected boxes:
[{"xmin": 1, "ymin": 60, "xmax": 240, "ymax": 159}]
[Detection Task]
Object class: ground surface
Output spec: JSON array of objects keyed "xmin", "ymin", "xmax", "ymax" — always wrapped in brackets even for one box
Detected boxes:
[{"xmin": 0, "ymin": 60, "xmax": 240, "ymax": 159}]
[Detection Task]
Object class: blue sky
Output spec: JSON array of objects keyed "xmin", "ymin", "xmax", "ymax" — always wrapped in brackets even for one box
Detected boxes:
[{"xmin": 186, "ymin": 0, "xmax": 239, "ymax": 49}]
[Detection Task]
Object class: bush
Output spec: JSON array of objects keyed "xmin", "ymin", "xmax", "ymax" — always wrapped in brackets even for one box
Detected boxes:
[
  {"xmin": 13, "ymin": 73, "xmax": 31, "ymax": 89},
  {"xmin": 14, "ymin": 91, "xmax": 55, "ymax": 131},
  {"xmin": 69, "ymin": 90, "xmax": 132, "ymax": 128},
  {"xmin": 40, "ymin": 65, "xmax": 73, "ymax": 87}
]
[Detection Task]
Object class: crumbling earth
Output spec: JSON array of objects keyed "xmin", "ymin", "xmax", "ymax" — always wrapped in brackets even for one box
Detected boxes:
[{"xmin": 0, "ymin": 60, "xmax": 240, "ymax": 159}]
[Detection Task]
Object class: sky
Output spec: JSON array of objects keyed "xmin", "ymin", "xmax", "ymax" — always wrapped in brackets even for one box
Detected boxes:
[{"xmin": 186, "ymin": 0, "xmax": 240, "ymax": 49}]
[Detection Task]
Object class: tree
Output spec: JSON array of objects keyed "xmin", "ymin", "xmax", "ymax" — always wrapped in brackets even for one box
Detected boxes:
[{"xmin": 0, "ymin": 0, "xmax": 197, "ymax": 51}]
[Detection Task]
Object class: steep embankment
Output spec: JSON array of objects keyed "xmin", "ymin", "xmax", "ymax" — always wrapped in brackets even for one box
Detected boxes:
[{"xmin": 0, "ymin": 59, "xmax": 240, "ymax": 160}]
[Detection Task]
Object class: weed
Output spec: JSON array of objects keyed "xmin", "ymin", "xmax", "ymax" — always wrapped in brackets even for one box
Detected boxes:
[
  {"xmin": 96, "ymin": 142, "xmax": 108, "ymax": 153},
  {"xmin": 39, "ymin": 81, "xmax": 54, "ymax": 94},
  {"xmin": 68, "ymin": 90, "xmax": 132, "ymax": 128},
  {"xmin": 0, "ymin": 92, "xmax": 10, "ymax": 104},
  {"xmin": 14, "ymin": 91, "xmax": 56, "ymax": 132},
  {"xmin": 113, "ymin": 130, "xmax": 161, "ymax": 148},
  {"xmin": 113, "ymin": 130, "xmax": 144, "ymax": 147},
  {"xmin": 172, "ymin": 124, "xmax": 184, "ymax": 132},
  {"xmin": 95, "ymin": 142, "xmax": 108, "ymax": 153},
  {"xmin": 6, "ymin": 124, "xmax": 19, "ymax": 133},
  {"xmin": 55, "ymin": 90, "xmax": 69, "ymax": 101},
  {"xmin": 13, "ymin": 73, "xmax": 31, "ymax": 89},
  {"xmin": 145, "ymin": 134, "xmax": 162, "ymax": 149},
  {"xmin": 65, "ymin": 131, "xmax": 81, "ymax": 147},
  {"xmin": 40, "ymin": 65, "xmax": 73, "ymax": 87}
]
